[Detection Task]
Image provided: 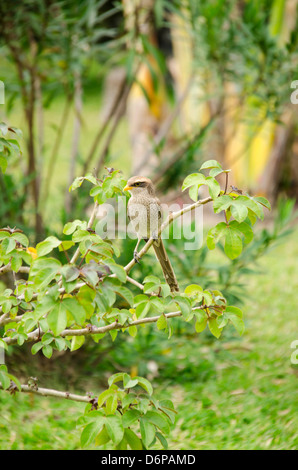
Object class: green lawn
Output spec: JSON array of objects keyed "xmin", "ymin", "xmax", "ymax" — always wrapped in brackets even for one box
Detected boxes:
[
  {"xmin": 168, "ymin": 225, "xmax": 298, "ymax": 450},
  {"xmin": 0, "ymin": 226, "xmax": 297, "ymax": 450}
]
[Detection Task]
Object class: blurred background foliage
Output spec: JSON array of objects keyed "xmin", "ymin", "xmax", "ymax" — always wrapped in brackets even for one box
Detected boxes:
[{"xmin": 0, "ymin": 0, "xmax": 297, "ymax": 449}]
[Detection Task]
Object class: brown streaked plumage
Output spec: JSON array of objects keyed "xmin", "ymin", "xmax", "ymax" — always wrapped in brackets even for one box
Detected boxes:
[{"xmin": 124, "ymin": 176, "xmax": 179, "ymax": 292}]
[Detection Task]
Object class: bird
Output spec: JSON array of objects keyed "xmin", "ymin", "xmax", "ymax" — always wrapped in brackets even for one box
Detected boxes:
[{"xmin": 123, "ymin": 176, "xmax": 179, "ymax": 292}]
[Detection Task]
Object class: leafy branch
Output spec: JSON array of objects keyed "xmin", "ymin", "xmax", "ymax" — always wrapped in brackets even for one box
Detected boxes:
[{"xmin": 0, "ymin": 161, "xmax": 270, "ymax": 449}]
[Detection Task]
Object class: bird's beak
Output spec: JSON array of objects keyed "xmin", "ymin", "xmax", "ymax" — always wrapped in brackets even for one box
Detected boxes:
[{"xmin": 123, "ymin": 185, "xmax": 132, "ymax": 192}]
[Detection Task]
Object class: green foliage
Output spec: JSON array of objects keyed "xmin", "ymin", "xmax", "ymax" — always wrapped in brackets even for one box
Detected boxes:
[
  {"xmin": 0, "ymin": 160, "xmax": 272, "ymax": 449},
  {"xmin": 78, "ymin": 373, "xmax": 175, "ymax": 449},
  {"xmin": 0, "ymin": 123, "xmax": 22, "ymax": 174},
  {"xmin": 182, "ymin": 159, "xmax": 270, "ymax": 261}
]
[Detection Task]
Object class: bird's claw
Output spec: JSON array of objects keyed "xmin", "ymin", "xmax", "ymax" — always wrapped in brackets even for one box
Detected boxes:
[{"xmin": 133, "ymin": 250, "xmax": 140, "ymax": 264}]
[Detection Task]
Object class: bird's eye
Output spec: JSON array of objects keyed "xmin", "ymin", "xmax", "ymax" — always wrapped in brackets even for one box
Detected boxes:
[{"xmin": 134, "ymin": 182, "xmax": 140, "ymax": 186}]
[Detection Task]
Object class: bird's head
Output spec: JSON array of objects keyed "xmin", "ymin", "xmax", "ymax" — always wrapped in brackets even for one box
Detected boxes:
[{"xmin": 124, "ymin": 176, "xmax": 155, "ymax": 196}]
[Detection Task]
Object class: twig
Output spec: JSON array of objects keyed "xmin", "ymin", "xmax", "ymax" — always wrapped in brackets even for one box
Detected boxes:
[
  {"xmin": 3, "ymin": 307, "xmax": 205, "ymax": 345},
  {"xmin": 126, "ymin": 276, "xmax": 144, "ymax": 290},
  {"xmin": 0, "ymin": 263, "xmax": 30, "ymax": 276},
  {"xmin": 0, "ymin": 383, "xmax": 94, "ymax": 404}
]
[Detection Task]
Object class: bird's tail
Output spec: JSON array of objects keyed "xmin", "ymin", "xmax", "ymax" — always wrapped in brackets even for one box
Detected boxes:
[{"xmin": 153, "ymin": 239, "xmax": 179, "ymax": 292}]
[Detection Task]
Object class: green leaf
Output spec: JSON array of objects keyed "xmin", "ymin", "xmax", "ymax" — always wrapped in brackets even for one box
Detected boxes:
[
  {"xmin": 182, "ymin": 173, "xmax": 206, "ymax": 201},
  {"xmin": 105, "ymin": 262, "xmax": 127, "ymax": 283},
  {"xmin": 95, "ymin": 425, "xmax": 111, "ymax": 447},
  {"xmin": 29, "ymin": 258, "xmax": 61, "ymax": 290},
  {"xmin": 237, "ymin": 196, "xmax": 263, "ymax": 219},
  {"xmin": 182, "ymin": 173, "xmax": 206, "ymax": 191},
  {"xmin": 144, "ymin": 410, "xmax": 170, "ymax": 434},
  {"xmin": 207, "ymin": 222, "xmax": 227, "ymax": 250},
  {"xmin": 36, "ymin": 236, "xmax": 61, "ymax": 257},
  {"xmin": 105, "ymin": 415, "xmax": 124, "ymax": 445},
  {"xmin": 202, "ymin": 290, "xmax": 213, "ymax": 306},
  {"xmin": 216, "ymin": 313, "xmax": 229, "ymax": 329},
  {"xmin": 195, "ymin": 315, "xmax": 207, "ymax": 333},
  {"xmin": 58, "ymin": 240, "xmax": 75, "ymax": 252},
  {"xmin": 124, "ymin": 428, "xmax": 143, "ymax": 450},
  {"xmin": 134, "ymin": 295, "xmax": 150, "ymax": 319},
  {"xmin": 70, "ymin": 336, "xmax": 85, "ymax": 352},
  {"xmin": 31, "ymin": 342, "xmax": 43, "ymax": 355},
  {"xmin": 156, "ymin": 313, "xmax": 167, "ymax": 330},
  {"xmin": 106, "ymin": 393, "xmax": 118, "ymax": 415},
  {"xmin": 140, "ymin": 418, "xmax": 156, "ymax": 448},
  {"xmin": 200, "ymin": 159, "xmax": 222, "ymax": 170},
  {"xmin": 128, "ymin": 325, "xmax": 137, "ymax": 337},
  {"xmin": 230, "ymin": 221, "xmax": 253, "ymax": 244},
  {"xmin": 108, "ymin": 372, "xmax": 124, "ymax": 387},
  {"xmin": 230, "ymin": 201, "xmax": 248, "ymax": 223},
  {"xmin": 63, "ymin": 266, "xmax": 80, "ymax": 283},
  {"xmin": 70, "ymin": 176, "xmax": 84, "ymax": 192},
  {"xmin": 225, "ymin": 306, "xmax": 245, "ymax": 336},
  {"xmin": 11, "ymin": 232, "xmax": 29, "ymax": 247},
  {"xmin": 81, "ymin": 417, "xmax": 105, "ymax": 448},
  {"xmin": 155, "ymin": 432, "xmax": 168, "ymax": 449},
  {"xmin": 254, "ymin": 196, "xmax": 271, "ymax": 210},
  {"xmin": 47, "ymin": 302, "xmax": 68, "ymax": 336},
  {"xmin": 184, "ymin": 284, "xmax": 203, "ymax": 302},
  {"xmin": 2, "ymin": 237, "xmax": 16, "ymax": 254},
  {"xmin": 10, "ymin": 253, "xmax": 22, "ymax": 273},
  {"xmin": 208, "ymin": 317, "xmax": 222, "ymax": 338},
  {"xmin": 135, "ymin": 376, "xmax": 153, "ymax": 396},
  {"xmin": 224, "ymin": 227, "xmax": 243, "ymax": 259},
  {"xmin": 42, "ymin": 344, "xmax": 53, "ymax": 358},
  {"xmin": 205, "ymin": 176, "xmax": 221, "ymax": 199},
  {"xmin": 0, "ymin": 366, "xmax": 11, "ymax": 389},
  {"xmin": 63, "ymin": 297, "xmax": 86, "ymax": 325},
  {"xmin": 122, "ymin": 409, "xmax": 140, "ymax": 428},
  {"xmin": 0, "ymin": 155, "xmax": 7, "ymax": 173},
  {"xmin": 175, "ymin": 296, "xmax": 192, "ymax": 319},
  {"xmin": 114, "ymin": 286, "xmax": 134, "ymax": 307},
  {"xmin": 63, "ymin": 220, "xmax": 87, "ymax": 235},
  {"xmin": 213, "ymin": 195, "xmax": 233, "ymax": 213}
]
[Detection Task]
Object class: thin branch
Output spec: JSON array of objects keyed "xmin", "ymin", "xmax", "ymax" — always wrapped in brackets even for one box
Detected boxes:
[
  {"xmin": 3, "ymin": 306, "xmax": 205, "ymax": 345},
  {"xmin": 126, "ymin": 276, "xmax": 144, "ymax": 290},
  {"xmin": 0, "ymin": 383, "xmax": 94, "ymax": 404},
  {"xmin": 0, "ymin": 263, "xmax": 30, "ymax": 275},
  {"xmin": 0, "ymin": 195, "xmax": 213, "ymax": 330}
]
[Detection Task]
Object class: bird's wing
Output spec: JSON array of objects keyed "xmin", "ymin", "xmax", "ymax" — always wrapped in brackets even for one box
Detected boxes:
[{"xmin": 127, "ymin": 199, "xmax": 137, "ymax": 221}]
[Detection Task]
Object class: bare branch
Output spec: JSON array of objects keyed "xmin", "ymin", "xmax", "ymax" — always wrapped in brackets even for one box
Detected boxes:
[{"xmin": 0, "ymin": 383, "xmax": 95, "ymax": 405}]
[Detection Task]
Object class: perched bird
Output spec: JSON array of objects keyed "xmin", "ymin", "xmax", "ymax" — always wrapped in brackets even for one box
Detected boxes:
[{"xmin": 124, "ymin": 176, "xmax": 179, "ymax": 292}]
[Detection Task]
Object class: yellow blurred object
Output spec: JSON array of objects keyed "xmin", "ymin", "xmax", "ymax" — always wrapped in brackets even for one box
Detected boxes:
[
  {"xmin": 26, "ymin": 247, "xmax": 37, "ymax": 260},
  {"xmin": 223, "ymin": 0, "xmax": 291, "ymax": 193},
  {"xmin": 130, "ymin": 365, "xmax": 138, "ymax": 378},
  {"xmin": 249, "ymin": 119, "xmax": 276, "ymax": 185},
  {"xmin": 130, "ymin": 60, "xmax": 165, "ymax": 121}
]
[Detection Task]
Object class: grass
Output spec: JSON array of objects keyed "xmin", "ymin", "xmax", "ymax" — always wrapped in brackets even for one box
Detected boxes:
[
  {"xmin": 168, "ymin": 225, "xmax": 298, "ymax": 450},
  {"xmin": 0, "ymin": 226, "xmax": 297, "ymax": 450}
]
